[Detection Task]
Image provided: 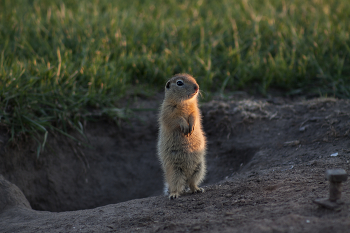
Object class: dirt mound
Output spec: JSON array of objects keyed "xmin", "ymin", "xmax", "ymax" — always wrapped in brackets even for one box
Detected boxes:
[
  {"xmin": 0, "ymin": 175, "xmax": 31, "ymax": 212},
  {"xmin": 1, "ymin": 96, "xmax": 350, "ymax": 232},
  {"xmin": 0, "ymin": 94, "xmax": 258, "ymax": 212}
]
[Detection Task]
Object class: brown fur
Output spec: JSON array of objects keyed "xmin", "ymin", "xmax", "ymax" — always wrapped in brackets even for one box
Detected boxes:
[{"xmin": 157, "ymin": 73, "xmax": 206, "ymax": 199}]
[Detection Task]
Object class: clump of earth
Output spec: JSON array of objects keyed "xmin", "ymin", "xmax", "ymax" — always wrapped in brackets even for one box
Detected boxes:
[{"xmin": 1, "ymin": 95, "xmax": 350, "ymax": 232}]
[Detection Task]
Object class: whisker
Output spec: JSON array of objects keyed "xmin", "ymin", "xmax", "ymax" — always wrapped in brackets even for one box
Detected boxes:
[{"xmin": 198, "ymin": 90, "xmax": 207, "ymax": 98}]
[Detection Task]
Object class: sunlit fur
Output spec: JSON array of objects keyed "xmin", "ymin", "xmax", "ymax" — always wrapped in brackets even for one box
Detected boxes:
[{"xmin": 158, "ymin": 73, "xmax": 206, "ymax": 199}]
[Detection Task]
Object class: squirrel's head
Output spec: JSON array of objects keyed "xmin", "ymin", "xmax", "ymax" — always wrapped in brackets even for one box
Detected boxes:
[{"xmin": 164, "ymin": 73, "xmax": 199, "ymax": 103}]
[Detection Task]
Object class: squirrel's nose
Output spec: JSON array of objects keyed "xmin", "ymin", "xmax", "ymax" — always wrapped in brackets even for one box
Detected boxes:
[{"xmin": 194, "ymin": 84, "xmax": 199, "ymax": 91}]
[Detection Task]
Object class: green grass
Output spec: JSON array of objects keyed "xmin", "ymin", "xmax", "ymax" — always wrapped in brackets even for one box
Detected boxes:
[{"xmin": 1, "ymin": 0, "xmax": 350, "ymax": 154}]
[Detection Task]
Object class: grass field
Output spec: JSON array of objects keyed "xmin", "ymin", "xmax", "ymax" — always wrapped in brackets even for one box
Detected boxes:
[{"xmin": 1, "ymin": 0, "xmax": 350, "ymax": 154}]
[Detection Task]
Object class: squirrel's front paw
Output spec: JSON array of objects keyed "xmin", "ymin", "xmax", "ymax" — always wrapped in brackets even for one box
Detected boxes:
[
  {"xmin": 188, "ymin": 124, "xmax": 195, "ymax": 135},
  {"xmin": 180, "ymin": 124, "xmax": 190, "ymax": 136}
]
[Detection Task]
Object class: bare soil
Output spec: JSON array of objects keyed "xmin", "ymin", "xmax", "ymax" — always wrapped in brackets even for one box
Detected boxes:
[{"xmin": 1, "ymin": 95, "xmax": 350, "ymax": 232}]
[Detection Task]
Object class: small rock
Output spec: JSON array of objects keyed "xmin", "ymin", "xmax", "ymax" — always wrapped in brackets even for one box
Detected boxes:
[
  {"xmin": 223, "ymin": 201, "xmax": 230, "ymax": 206},
  {"xmin": 0, "ymin": 175, "xmax": 32, "ymax": 212},
  {"xmin": 307, "ymin": 160, "xmax": 317, "ymax": 166},
  {"xmin": 328, "ymin": 119, "xmax": 339, "ymax": 125},
  {"xmin": 299, "ymin": 125, "xmax": 309, "ymax": 132},
  {"xmin": 226, "ymin": 194, "xmax": 233, "ymax": 198},
  {"xmin": 193, "ymin": 226, "xmax": 201, "ymax": 230},
  {"xmin": 283, "ymin": 140, "xmax": 300, "ymax": 146}
]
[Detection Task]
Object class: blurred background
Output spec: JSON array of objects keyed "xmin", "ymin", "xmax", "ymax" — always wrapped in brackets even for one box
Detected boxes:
[{"xmin": 1, "ymin": 0, "xmax": 349, "ymax": 144}]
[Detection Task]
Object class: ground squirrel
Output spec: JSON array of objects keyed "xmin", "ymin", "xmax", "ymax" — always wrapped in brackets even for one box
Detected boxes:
[{"xmin": 157, "ymin": 73, "xmax": 207, "ymax": 199}]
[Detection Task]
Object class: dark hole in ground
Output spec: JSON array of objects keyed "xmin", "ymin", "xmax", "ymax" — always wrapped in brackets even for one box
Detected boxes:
[
  {"xmin": 205, "ymin": 146, "xmax": 258, "ymax": 185},
  {"xmin": 1, "ymin": 120, "xmax": 257, "ymax": 212}
]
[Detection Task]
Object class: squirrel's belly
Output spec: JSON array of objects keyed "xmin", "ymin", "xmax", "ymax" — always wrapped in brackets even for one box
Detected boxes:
[{"xmin": 158, "ymin": 129, "xmax": 205, "ymax": 156}]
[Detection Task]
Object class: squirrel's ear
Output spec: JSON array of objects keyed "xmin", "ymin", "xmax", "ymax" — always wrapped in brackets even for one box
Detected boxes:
[{"xmin": 166, "ymin": 81, "xmax": 170, "ymax": 89}]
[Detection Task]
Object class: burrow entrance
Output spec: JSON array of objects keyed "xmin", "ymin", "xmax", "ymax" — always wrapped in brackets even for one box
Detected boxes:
[{"xmin": 0, "ymin": 119, "xmax": 257, "ymax": 212}]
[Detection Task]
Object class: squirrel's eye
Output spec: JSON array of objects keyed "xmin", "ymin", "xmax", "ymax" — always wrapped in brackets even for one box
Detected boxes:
[{"xmin": 176, "ymin": 80, "xmax": 184, "ymax": 86}]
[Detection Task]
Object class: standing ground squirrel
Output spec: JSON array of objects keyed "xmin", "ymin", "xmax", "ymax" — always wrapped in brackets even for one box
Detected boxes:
[{"xmin": 157, "ymin": 73, "xmax": 206, "ymax": 199}]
